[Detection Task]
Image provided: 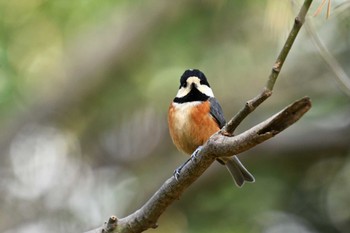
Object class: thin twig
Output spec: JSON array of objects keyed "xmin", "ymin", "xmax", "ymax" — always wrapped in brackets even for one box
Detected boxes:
[
  {"xmin": 85, "ymin": 0, "xmax": 314, "ymax": 232},
  {"xmin": 306, "ymin": 7, "xmax": 350, "ymax": 96},
  {"xmin": 222, "ymin": 0, "xmax": 313, "ymax": 135},
  {"xmin": 313, "ymin": 0, "xmax": 327, "ymax": 17}
]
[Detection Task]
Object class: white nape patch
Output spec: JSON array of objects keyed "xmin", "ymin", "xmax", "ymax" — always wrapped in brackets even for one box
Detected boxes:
[
  {"xmin": 197, "ymin": 82, "xmax": 214, "ymax": 97},
  {"xmin": 175, "ymin": 76, "xmax": 214, "ymax": 98}
]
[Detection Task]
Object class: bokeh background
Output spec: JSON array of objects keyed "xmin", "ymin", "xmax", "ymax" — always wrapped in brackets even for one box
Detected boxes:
[{"xmin": 0, "ymin": 0, "xmax": 350, "ymax": 232}]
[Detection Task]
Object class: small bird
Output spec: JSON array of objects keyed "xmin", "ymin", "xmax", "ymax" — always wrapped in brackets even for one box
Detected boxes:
[{"xmin": 168, "ymin": 69, "xmax": 255, "ymax": 187}]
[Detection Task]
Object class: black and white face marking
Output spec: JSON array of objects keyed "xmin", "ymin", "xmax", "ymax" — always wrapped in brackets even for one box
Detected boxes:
[{"xmin": 174, "ymin": 69, "xmax": 214, "ymax": 103}]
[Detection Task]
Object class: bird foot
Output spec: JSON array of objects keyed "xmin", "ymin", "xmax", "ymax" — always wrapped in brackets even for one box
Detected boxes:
[
  {"xmin": 173, "ymin": 146, "xmax": 203, "ymax": 180},
  {"xmin": 173, "ymin": 168, "xmax": 181, "ymax": 180}
]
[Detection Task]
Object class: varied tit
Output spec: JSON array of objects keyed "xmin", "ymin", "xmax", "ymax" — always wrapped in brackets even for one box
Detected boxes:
[{"xmin": 168, "ymin": 69, "xmax": 255, "ymax": 187}]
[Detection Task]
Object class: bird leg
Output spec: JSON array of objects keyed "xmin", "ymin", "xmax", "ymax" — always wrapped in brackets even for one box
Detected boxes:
[{"xmin": 173, "ymin": 146, "xmax": 203, "ymax": 180}]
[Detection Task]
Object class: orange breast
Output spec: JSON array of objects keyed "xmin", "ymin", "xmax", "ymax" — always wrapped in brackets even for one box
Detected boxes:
[{"xmin": 168, "ymin": 101, "xmax": 220, "ymax": 155}]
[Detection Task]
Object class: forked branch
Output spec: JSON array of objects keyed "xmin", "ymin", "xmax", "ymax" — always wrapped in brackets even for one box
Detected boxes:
[
  {"xmin": 85, "ymin": 97, "xmax": 311, "ymax": 233},
  {"xmin": 85, "ymin": 0, "xmax": 314, "ymax": 232},
  {"xmin": 222, "ymin": 0, "xmax": 313, "ymax": 134}
]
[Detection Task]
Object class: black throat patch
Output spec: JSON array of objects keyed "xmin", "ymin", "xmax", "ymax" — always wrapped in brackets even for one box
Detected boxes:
[{"xmin": 173, "ymin": 86, "xmax": 209, "ymax": 103}]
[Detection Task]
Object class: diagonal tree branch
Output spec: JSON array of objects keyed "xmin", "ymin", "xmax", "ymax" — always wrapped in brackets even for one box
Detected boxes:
[
  {"xmin": 222, "ymin": 0, "xmax": 313, "ymax": 135},
  {"xmin": 85, "ymin": 97, "xmax": 311, "ymax": 233},
  {"xmin": 85, "ymin": 0, "xmax": 314, "ymax": 232}
]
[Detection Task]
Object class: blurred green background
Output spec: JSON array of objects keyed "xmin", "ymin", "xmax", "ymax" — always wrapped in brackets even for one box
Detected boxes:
[{"xmin": 0, "ymin": 0, "xmax": 350, "ymax": 232}]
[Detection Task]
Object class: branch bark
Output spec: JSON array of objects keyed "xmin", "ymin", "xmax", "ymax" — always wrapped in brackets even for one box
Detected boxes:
[
  {"xmin": 85, "ymin": 97, "xmax": 311, "ymax": 233},
  {"xmin": 222, "ymin": 0, "xmax": 313, "ymax": 135},
  {"xmin": 85, "ymin": 0, "xmax": 314, "ymax": 232}
]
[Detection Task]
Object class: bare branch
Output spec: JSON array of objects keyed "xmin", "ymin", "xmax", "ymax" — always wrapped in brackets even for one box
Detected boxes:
[
  {"xmin": 222, "ymin": 0, "xmax": 313, "ymax": 134},
  {"xmin": 222, "ymin": 88, "xmax": 272, "ymax": 135},
  {"xmin": 86, "ymin": 97, "xmax": 311, "ymax": 233},
  {"xmin": 85, "ymin": 0, "xmax": 314, "ymax": 232},
  {"xmin": 210, "ymin": 97, "xmax": 311, "ymax": 157}
]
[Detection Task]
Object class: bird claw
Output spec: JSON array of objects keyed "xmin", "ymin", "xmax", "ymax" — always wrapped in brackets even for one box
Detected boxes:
[
  {"xmin": 173, "ymin": 146, "xmax": 203, "ymax": 180},
  {"xmin": 191, "ymin": 146, "xmax": 202, "ymax": 160},
  {"xmin": 173, "ymin": 168, "xmax": 181, "ymax": 180}
]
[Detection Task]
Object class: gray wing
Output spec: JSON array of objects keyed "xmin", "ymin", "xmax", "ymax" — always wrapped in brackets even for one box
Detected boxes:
[{"xmin": 209, "ymin": 97, "xmax": 226, "ymax": 128}]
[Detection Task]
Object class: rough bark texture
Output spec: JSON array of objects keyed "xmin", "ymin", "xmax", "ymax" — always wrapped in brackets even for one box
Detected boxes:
[
  {"xmin": 85, "ymin": 97, "xmax": 311, "ymax": 233},
  {"xmin": 85, "ymin": 0, "xmax": 314, "ymax": 232}
]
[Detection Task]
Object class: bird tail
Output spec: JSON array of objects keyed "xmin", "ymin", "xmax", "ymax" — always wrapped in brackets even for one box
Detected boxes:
[{"xmin": 222, "ymin": 156, "xmax": 255, "ymax": 187}]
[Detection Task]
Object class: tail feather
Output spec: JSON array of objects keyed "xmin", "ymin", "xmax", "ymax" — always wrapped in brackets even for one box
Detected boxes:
[{"xmin": 223, "ymin": 156, "xmax": 255, "ymax": 187}]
